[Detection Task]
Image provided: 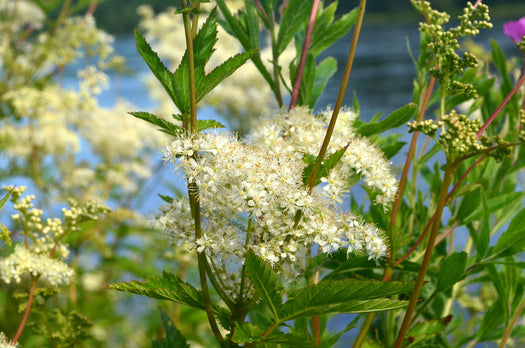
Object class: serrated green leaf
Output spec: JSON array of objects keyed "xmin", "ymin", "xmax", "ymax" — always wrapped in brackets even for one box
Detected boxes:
[
  {"xmin": 302, "ymin": 146, "xmax": 347, "ymax": 187},
  {"xmin": 310, "ymin": 5, "xmax": 358, "ymax": 57},
  {"xmin": 129, "ymin": 111, "xmax": 184, "ymax": 137},
  {"xmin": 279, "ymin": 279, "xmax": 412, "ymax": 320},
  {"xmin": 108, "ymin": 271, "xmax": 204, "ymax": 308},
  {"xmin": 232, "ymin": 323, "xmax": 319, "ymax": 346},
  {"xmin": 310, "ymin": 57, "xmax": 337, "ymax": 109},
  {"xmin": 197, "ymin": 119, "xmax": 226, "ymax": 132},
  {"xmin": 356, "ymin": 103, "xmax": 417, "ymax": 137},
  {"xmin": 492, "ymin": 208, "xmax": 525, "ymax": 258},
  {"xmin": 134, "ymin": 30, "xmax": 187, "ymax": 113},
  {"xmin": 405, "ymin": 316, "xmax": 452, "ymax": 347},
  {"xmin": 276, "ymin": 0, "xmax": 311, "ymax": 57},
  {"xmin": 152, "ymin": 310, "xmax": 190, "ymax": 348},
  {"xmin": 245, "ymin": 250, "xmax": 283, "ymax": 320},
  {"xmin": 436, "ymin": 252, "xmax": 467, "ymax": 292},
  {"xmin": 197, "ymin": 50, "xmax": 257, "ymax": 102}
]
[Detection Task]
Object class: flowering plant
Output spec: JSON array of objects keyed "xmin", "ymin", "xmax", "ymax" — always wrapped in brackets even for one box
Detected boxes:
[{"xmin": 1, "ymin": 0, "xmax": 525, "ymax": 347}]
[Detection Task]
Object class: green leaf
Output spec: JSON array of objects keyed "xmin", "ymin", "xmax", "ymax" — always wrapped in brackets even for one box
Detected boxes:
[
  {"xmin": 355, "ymin": 103, "xmax": 417, "ymax": 137},
  {"xmin": 134, "ymin": 29, "xmax": 188, "ymax": 113},
  {"xmin": 310, "ymin": 5, "xmax": 358, "ymax": 57},
  {"xmin": 152, "ymin": 310, "xmax": 190, "ymax": 348},
  {"xmin": 215, "ymin": 0, "xmax": 275, "ymax": 89},
  {"xmin": 302, "ymin": 146, "xmax": 347, "ymax": 187},
  {"xmin": 310, "ymin": 57, "xmax": 337, "ymax": 109},
  {"xmin": 279, "ymin": 279, "xmax": 412, "ymax": 320},
  {"xmin": 108, "ymin": 271, "xmax": 230, "ymax": 323},
  {"xmin": 197, "ymin": 119, "xmax": 226, "ymax": 132},
  {"xmin": 405, "ymin": 316, "xmax": 452, "ymax": 347},
  {"xmin": 490, "ymin": 40, "xmax": 513, "ymax": 98},
  {"xmin": 374, "ymin": 134, "xmax": 406, "ymax": 160},
  {"xmin": 232, "ymin": 323, "xmax": 320, "ymax": 346},
  {"xmin": 197, "ymin": 49, "xmax": 258, "ymax": 103},
  {"xmin": 0, "ymin": 187, "xmax": 14, "ymax": 210},
  {"xmin": 276, "ymin": 0, "xmax": 311, "ymax": 57},
  {"xmin": 492, "ymin": 208, "xmax": 525, "ymax": 258},
  {"xmin": 128, "ymin": 111, "xmax": 184, "ymax": 137},
  {"xmin": 436, "ymin": 252, "xmax": 467, "ymax": 292},
  {"xmin": 108, "ymin": 271, "xmax": 204, "ymax": 308},
  {"xmin": 158, "ymin": 194, "xmax": 174, "ymax": 204},
  {"xmin": 462, "ymin": 191, "xmax": 524, "ymax": 224},
  {"xmin": 245, "ymin": 250, "xmax": 283, "ymax": 320},
  {"xmin": 477, "ymin": 187, "xmax": 490, "ymax": 261}
]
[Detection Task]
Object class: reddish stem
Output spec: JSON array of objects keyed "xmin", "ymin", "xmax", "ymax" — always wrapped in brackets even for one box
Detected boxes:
[
  {"xmin": 473, "ymin": 0, "xmax": 483, "ymax": 9},
  {"xmin": 396, "ymin": 156, "xmax": 485, "ymax": 264},
  {"xmin": 253, "ymin": 0, "xmax": 268, "ymax": 22},
  {"xmin": 435, "ymin": 221, "xmax": 460, "ymax": 246},
  {"xmin": 289, "ymin": 0, "xmax": 320, "ymax": 111},
  {"xmin": 11, "ymin": 277, "xmax": 39, "ymax": 344},
  {"xmin": 477, "ymin": 74, "xmax": 525, "ymax": 137}
]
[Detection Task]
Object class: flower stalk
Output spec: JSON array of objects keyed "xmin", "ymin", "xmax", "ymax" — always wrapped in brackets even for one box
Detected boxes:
[
  {"xmin": 394, "ymin": 163, "xmax": 458, "ymax": 347},
  {"xmin": 181, "ymin": 0, "xmax": 223, "ymax": 344}
]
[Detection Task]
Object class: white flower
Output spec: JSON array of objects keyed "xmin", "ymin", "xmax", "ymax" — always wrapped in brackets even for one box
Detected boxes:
[{"xmin": 0, "ymin": 245, "xmax": 75, "ymax": 287}]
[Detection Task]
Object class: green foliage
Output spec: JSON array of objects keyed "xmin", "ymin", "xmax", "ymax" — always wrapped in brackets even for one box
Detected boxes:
[
  {"xmin": 245, "ymin": 250, "xmax": 283, "ymax": 319},
  {"xmin": 152, "ymin": 311, "xmax": 190, "ymax": 348},
  {"xmin": 134, "ymin": 9, "xmax": 256, "ymax": 120},
  {"xmin": 355, "ymin": 103, "xmax": 417, "ymax": 137}
]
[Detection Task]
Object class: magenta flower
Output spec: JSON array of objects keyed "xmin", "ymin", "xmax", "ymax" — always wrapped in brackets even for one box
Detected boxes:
[{"xmin": 503, "ymin": 17, "xmax": 525, "ymax": 44}]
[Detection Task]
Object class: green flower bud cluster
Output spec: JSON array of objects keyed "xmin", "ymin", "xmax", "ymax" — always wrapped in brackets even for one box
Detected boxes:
[
  {"xmin": 440, "ymin": 110, "xmax": 484, "ymax": 159},
  {"xmin": 407, "ymin": 119, "xmax": 442, "ymax": 137},
  {"xmin": 519, "ymin": 37, "xmax": 525, "ymax": 53},
  {"xmin": 411, "ymin": 1, "xmax": 492, "ymax": 98}
]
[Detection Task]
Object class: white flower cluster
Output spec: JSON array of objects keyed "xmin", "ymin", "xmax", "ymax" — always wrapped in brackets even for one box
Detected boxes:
[
  {"xmin": 137, "ymin": 3, "xmax": 295, "ymax": 133},
  {"xmin": 0, "ymin": 186, "xmax": 108, "ymax": 289},
  {"xmin": 0, "ymin": 332, "xmax": 19, "ymax": 348},
  {"xmin": 249, "ymin": 107, "xmax": 398, "ymax": 210},
  {"xmin": 0, "ymin": 244, "xmax": 75, "ymax": 287},
  {"xmin": 159, "ymin": 126, "xmax": 388, "ymax": 279},
  {"xmin": 0, "ymin": 0, "xmax": 45, "ymax": 33}
]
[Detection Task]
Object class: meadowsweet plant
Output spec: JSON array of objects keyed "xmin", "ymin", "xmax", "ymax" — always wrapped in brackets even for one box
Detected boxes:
[
  {"xmin": 0, "ymin": 186, "xmax": 109, "ymax": 346},
  {"xmin": 1, "ymin": 0, "xmax": 524, "ymax": 347},
  {"xmin": 0, "ymin": 1, "xmax": 182, "ymax": 346},
  {"xmin": 109, "ymin": 0, "xmax": 525, "ymax": 347}
]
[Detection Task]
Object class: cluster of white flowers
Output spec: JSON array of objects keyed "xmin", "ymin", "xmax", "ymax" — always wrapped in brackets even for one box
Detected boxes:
[
  {"xmin": 249, "ymin": 107, "xmax": 398, "ymax": 210},
  {"xmin": 0, "ymin": 244, "xmax": 75, "ymax": 287},
  {"xmin": 0, "ymin": 0, "xmax": 45, "ymax": 33},
  {"xmin": 137, "ymin": 3, "xmax": 295, "ymax": 133},
  {"xmin": 0, "ymin": 186, "xmax": 109, "ymax": 289},
  {"xmin": 159, "ymin": 121, "xmax": 389, "ymax": 281},
  {"xmin": 0, "ymin": 332, "xmax": 19, "ymax": 348}
]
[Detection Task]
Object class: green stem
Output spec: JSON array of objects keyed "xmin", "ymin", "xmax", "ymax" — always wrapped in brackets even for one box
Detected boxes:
[
  {"xmin": 306, "ymin": 0, "xmax": 366, "ymax": 193},
  {"xmin": 181, "ymin": 0, "xmax": 198, "ymax": 134},
  {"xmin": 238, "ymin": 214, "xmax": 254, "ymax": 305},
  {"xmin": 181, "ymin": 1, "xmax": 223, "ymax": 344},
  {"xmin": 269, "ymin": 11, "xmax": 284, "ymax": 108},
  {"xmin": 394, "ymin": 163, "xmax": 458, "ymax": 347},
  {"xmin": 499, "ymin": 296, "xmax": 525, "ymax": 348}
]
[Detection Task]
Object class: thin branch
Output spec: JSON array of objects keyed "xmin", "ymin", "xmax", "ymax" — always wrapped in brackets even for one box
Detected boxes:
[{"xmin": 289, "ymin": 0, "xmax": 320, "ymax": 111}]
